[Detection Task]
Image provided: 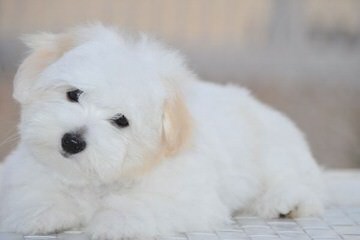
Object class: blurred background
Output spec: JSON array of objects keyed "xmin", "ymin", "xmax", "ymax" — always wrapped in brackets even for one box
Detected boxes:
[{"xmin": 0, "ymin": 0, "xmax": 359, "ymax": 168}]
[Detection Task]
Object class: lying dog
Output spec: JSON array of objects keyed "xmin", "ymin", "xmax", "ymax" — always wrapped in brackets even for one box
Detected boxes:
[{"xmin": 0, "ymin": 24, "xmax": 324, "ymax": 239}]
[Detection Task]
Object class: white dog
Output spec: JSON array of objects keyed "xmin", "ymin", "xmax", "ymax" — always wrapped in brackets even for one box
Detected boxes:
[{"xmin": 0, "ymin": 25, "xmax": 324, "ymax": 239}]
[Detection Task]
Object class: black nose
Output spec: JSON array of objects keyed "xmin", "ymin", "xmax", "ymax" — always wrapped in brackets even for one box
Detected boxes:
[{"xmin": 61, "ymin": 132, "xmax": 86, "ymax": 155}]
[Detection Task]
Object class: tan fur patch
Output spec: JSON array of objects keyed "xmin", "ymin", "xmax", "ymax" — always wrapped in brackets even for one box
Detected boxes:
[
  {"xmin": 14, "ymin": 33, "xmax": 76, "ymax": 103},
  {"xmin": 161, "ymin": 92, "xmax": 192, "ymax": 157},
  {"xmin": 123, "ymin": 90, "xmax": 193, "ymax": 178}
]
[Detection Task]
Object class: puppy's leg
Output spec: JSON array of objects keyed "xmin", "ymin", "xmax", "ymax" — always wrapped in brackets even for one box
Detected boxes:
[
  {"xmin": 0, "ymin": 155, "xmax": 83, "ymax": 235},
  {"xmin": 0, "ymin": 183, "xmax": 83, "ymax": 234},
  {"xmin": 86, "ymin": 191, "xmax": 230, "ymax": 239},
  {"xmin": 248, "ymin": 170, "xmax": 324, "ymax": 218}
]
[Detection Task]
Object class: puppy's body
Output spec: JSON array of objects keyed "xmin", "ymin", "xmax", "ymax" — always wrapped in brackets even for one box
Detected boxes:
[{"xmin": 0, "ymin": 25, "xmax": 324, "ymax": 239}]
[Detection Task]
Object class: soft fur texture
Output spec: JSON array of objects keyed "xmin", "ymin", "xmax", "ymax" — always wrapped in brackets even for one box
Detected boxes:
[{"xmin": 0, "ymin": 25, "xmax": 325, "ymax": 239}]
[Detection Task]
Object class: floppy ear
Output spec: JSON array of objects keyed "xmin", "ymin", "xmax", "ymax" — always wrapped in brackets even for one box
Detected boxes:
[
  {"xmin": 162, "ymin": 91, "xmax": 192, "ymax": 156},
  {"xmin": 13, "ymin": 33, "xmax": 75, "ymax": 103}
]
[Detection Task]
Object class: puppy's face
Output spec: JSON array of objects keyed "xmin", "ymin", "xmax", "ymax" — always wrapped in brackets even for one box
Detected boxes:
[{"xmin": 14, "ymin": 26, "xmax": 192, "ymax": 184}]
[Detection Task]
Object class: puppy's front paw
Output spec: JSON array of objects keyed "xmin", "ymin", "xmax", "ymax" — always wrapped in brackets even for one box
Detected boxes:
[
  {"xmin": 0, "ymin": 206, "xmax": 81, "ymax": 235},
  {"xmin": 87, "ymin": 210, "xmax": 156, "ymax": 240}
]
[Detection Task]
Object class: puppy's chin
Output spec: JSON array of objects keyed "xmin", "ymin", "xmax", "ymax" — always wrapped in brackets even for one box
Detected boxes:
[
  {"xmin": 30, "ymin": 146, "xmax": 127, "ymax": 185},
  {"xmin": 24, "ymin": 145, "xmax": 87, "ymax": 185}
]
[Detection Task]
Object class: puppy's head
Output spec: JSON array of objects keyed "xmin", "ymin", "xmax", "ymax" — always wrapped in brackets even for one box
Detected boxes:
[{"xmin": 15, "ymin": 25, "xmax": 193, "ymax": 184}]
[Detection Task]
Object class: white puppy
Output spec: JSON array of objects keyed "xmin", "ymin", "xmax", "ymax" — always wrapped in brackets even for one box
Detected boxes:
[{"xmin": 0, "ymin": 25, "xmax": 324, "ymax": 239}]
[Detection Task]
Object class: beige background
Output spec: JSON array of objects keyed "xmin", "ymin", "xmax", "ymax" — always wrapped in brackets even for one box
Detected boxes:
[{"xmin": 0, "ymin": 0, "xmax": 360, "ymax": 168}]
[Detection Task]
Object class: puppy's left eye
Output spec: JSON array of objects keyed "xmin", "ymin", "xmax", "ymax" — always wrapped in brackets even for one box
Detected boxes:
[
  {"xmin": 111, "ymin": 114, "xmax": 129, "ymax": 128},
  {"xmin": 67, "ymin": 89, "xmax": 83, "ymax": 102}
]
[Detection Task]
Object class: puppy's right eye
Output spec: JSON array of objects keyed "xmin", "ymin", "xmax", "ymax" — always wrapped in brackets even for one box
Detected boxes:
[{"xmin": 67, "ymin": 89, "xmax": 83, "ymax": 102}]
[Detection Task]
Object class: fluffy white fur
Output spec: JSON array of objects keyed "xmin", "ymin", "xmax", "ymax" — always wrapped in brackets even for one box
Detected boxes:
[{"xmin": 0, "ymin": 25, "xmax": 325, "ymax": 239}]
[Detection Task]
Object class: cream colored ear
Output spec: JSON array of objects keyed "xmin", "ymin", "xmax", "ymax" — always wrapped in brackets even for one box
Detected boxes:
[
  {"xmin": 162, "ymin": 91, "xmax": 192, "ymax": 156},
  {"xmin": 13, "ymin": 33, "xmax": 75, "ymax": 103}
]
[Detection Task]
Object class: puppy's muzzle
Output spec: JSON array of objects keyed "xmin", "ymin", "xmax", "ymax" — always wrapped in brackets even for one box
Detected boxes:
[{"xmin": 61, "ymin": 132, "xmax": 86, "ymax": 155}]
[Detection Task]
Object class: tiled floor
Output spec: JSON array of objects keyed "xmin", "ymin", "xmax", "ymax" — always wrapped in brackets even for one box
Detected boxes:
[
  {"xmin": 1, "ymin": 170, "xmax": 360, "ymax": 240},
  {"xmin": 1, "ymin": 207, "xmax": 360, "ymax": 239}
]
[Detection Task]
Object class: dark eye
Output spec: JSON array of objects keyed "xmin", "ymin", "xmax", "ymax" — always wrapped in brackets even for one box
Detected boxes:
[
  {"xmin": 67, "ymin": 89, "xmax": 83, "ymax": 102},
  {"xmin": 111, "ymin": 114, "xmax": 129, "ymax": 128}
]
